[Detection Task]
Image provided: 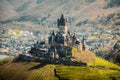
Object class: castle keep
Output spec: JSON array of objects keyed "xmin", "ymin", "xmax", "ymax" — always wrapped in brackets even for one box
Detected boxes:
[{"xmin": 29, "ymin": 14, "xmax": 86, "ymax": 60}]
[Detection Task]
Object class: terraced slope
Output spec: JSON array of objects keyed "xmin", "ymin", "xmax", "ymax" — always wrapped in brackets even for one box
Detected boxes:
[
  {"xmin": 0, "ymin": 62, "xmax": 58, "ymax": 80},
  {"xmin": 0, "ymin": 57, "xmax": 120, "ymax": 80},
  {"xmin": 71, "ymin": 46, "xmax": 96, "ymax": 63},
  {"xmin": 56, "ymin": 65, "xmax": 120, "ymax": 80},
  {"xmin": 27, "ymin": 65, "xmax": 58, "ymax": 80},
  {"xmin": 88, "ymin": 57, "xmax": 120, "ymax": 70}
]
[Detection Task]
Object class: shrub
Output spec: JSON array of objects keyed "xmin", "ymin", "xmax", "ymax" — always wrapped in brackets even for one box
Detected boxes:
[
  {"xmin": 0, "ymin": 58, "xmax": 13, "ymax": 65},
  {"xmin": 107, "ymin": 0, "xmax": 120, "ymax": 8},
  {"xmin": 85, "ymin": 0, "xmax": 96, "ymax": 3}
]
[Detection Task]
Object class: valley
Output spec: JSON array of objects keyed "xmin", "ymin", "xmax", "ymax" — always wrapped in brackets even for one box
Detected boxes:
[{"xmin": 0, "ymin": 0, "xmax": 120, "ymax": 80}]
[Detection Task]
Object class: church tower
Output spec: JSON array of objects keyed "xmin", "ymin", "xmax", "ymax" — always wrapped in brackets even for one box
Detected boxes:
[{"xmin": 57, "ymin": 14, "xmax": 68, "ymax": 35}]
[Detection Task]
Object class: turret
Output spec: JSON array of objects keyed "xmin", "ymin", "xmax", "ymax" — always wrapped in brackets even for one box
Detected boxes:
[
  {"xmin": 49, "ymin": 30, "xmax": 55, "ymax": 45},
  {"xmin": 81, "ymin": 36, "xmax": 85, "ymax": 51},
  {"xmin": 57, "ymin": 14, "xmax": 65, "ymax": 27},
  {"xmin": 72, "ymin": 33, "xmax": 77, "ymax": 46}
]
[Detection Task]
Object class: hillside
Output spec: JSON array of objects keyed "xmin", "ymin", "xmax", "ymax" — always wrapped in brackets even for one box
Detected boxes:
[
  {"xmin": 71, "ymin": 46, "xmax": 96, "ymax": 63},
  {"xmin": 0, "ymin": 58, "xmax": 120, "ymax": 80},
  {"xmin": 0, "ymin": 0, "xmax": 120, "ymax": 28},
  {"xmin": 0, "ymin": 62, "xmax": 58, "ymax": 80},
  {"xmin": 107, "ymin": 41, "xmax": 120, "ymax": 65}
]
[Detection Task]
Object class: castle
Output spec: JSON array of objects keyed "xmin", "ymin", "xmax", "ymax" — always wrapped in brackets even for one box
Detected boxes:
[{"xmin": 29, "ymin": 14, "xmax": 86, "ymax": 60}]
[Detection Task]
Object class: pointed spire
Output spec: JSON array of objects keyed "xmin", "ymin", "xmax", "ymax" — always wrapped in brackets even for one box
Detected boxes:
[
  {"xmin": 57, "ymin": 18, "xmax": 60, "ymax": 27},
  {"xmin": 73, "ymin": 33, "xmax": 76, "ymax": 41},
  {"xmin": 52, "ymin": 30, "xmax": 55, "ymax": 36},
  {"xmin": 60, "ymin": 14, "xmax": 65, "ymax": 22},
  {"xmin": 59, "ymin": 14, "xmax": 65, "ymax": 25},
  {"xmin": 72, "ymin": 33, "xmax": 77, "ymax": 46},
  {"xmin": 82, "ymin": 36, "xmax": 85, "ymax": 43}
]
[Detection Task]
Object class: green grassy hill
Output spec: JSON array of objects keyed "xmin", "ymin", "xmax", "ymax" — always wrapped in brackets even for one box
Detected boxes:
[
  {"xmin": 0, "ymin": 62, "xmax": 58, "ymax": 80},
  {"xmin": 0, "ymin": 57, "xmax": 120, "ymax": 80},
  {"xmin": 71, "ymin": 46, "xmax": 120, "ymax": 71},
  {"xmin": 0, "ymin": 42, "xmax": 120, "ymax": 80},
  {"xmin": 71, "ymin": 46, "xmax": 96, "ymax": 63},
  {"xmin": 56, "ymin": 65, "xmax": 120, "ymax": 80},
  {"xmin": 55, "ymin": 56, "xmax": 120, "ymax": 80},
  {"xmin": 88, "ymin": 57, "xmax": 120, "ymax": 70}
]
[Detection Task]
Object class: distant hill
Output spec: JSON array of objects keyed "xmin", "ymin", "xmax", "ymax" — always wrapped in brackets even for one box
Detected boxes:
[
  {"xmin": 106, "ymin": 41, "xmax": 120, "ymax": 65},
  {"xmin": 0, "ymin": 0, "xmax": 120, "ymax": 28}
]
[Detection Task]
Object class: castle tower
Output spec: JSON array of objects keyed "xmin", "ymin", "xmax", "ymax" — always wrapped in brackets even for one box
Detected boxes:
[
  {"xmin": 81, "ymin": 36, "xmax": 85, "ymax": 51},
  {"xmin": 57, "ymin": 14, "xmax": 68, "ymax": 35},
  {"xmin": 72, "ymin": 33, "xmax": 77, "ymax": 46},
  {"xmin": 49, "ymin": 30, "xmax": 55, "ymax": 45},
  {"xmin": 57, "ymin": 14, "xmax": 68, "ymax": 46}
]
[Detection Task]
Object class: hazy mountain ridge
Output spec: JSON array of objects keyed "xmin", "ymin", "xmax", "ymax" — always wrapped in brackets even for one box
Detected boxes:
[
  {"xmin": 0, "ymin": 0, "xmax": 18, "ymax": 21},
  {"xmin": 0, "ymin": 0, "xmax": 119, "ymax": 27}
]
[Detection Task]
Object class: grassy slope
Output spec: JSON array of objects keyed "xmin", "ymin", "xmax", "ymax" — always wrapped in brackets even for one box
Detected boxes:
[
  {"xmin": 71, "ymin": 46, "xmax": 96, "ymax": 63},
  {"xmin": 27, "ymin": 64, "xmax": 58, "ymax": 80},
  {"xmin": 72, "ymin": 46, "xmax": 120, "ymax": 70},
  {"xmin": 88, "ymin": 57, "xmax": 120, "ymax": 70},
  {"xmin": 0, "ymin": 62, "xmax": 58, "ymax": 80},
  {"xmin": 0, "ymin": 57, "xmax": 120, "ymax": 80},
  {"xmin": 0, "ymin": 58, "xmax": 13, "ymax": 65},
  {"xmin": 0, "ymin": 46, "xmax": 120, "ymax": 80},
  {"xmin": 56, "ymin": 56, "xmax": 120, "ymax": 80},
  {"xmin": 0, "ymin": 62, "xmax": 36, "ymax": 80},
  {"xmin": 56, "ymin": 65, "xmax": 120, "ymax": 80}
]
